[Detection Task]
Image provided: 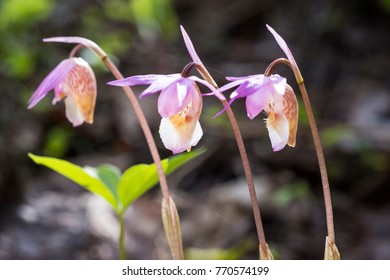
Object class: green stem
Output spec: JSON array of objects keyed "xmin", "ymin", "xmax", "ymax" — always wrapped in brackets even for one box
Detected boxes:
[{"xmin": 118, "ymin": 212, "xmax": 126, "ymax": 260}]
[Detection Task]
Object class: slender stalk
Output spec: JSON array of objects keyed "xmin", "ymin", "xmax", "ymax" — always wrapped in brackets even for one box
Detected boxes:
[
  {"xmin": 224, "ymin": 103, "xmax": 267, "ymax": 249},
  {"xmin": 118, "ymin": 212, "xmax": 126, "ymax": 260},
  {"xmin": 99, "ymin": 55, "xmax": 170, "ymax": 201},
  {"xmin": 66, "ymin": 41, "xmax": 182, "ymax": 259},
  {"xmin": 66, "ymin": 42, "xmax": 170, "ymax": 201},
  {"xmin": 99, "ymin": 53, "xmax": 184, "ymax": 259},
  {"xmin": 194, "ymin": 65, "xmax": 267, "ymax": 251},
  {"xmin": 265, "ymin": 58, "xmax": 335, "ymax": 242},
  {"xmin": 297, "ymin": 82, "xmax": 335, "ymax": 242}
]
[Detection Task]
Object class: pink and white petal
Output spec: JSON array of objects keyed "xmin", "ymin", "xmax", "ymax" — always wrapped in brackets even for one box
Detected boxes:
[
  {"xmin": 283, "ymin": 84, "xmax": 299, "ymax": 147},
  {"xmin": 189, "ymin": 120, "xmax": 203, "ymax": 147},
  {"xmin": 268, "ymin": 74, "xmax": 287, "ymax": 95},
  {"xmin": 158, "ymin": 82, "xmax": 183, "ymax": 117},
  {"xmin": 140, "ymin": 74, "xmax": 181, "ymax": 98},
  {"xmin": 159, "ymin": 117, "xmax": 203, "ymax": 154},
  {"xmin": 53, "ymin": 83, "xmax": 65, "ymax": 105},
  {"xmin": 245, "ymin": 89, "xmax": 271, "ymax": 119},
  {"xmin": 213, "ymin": 96, "xmax": 237, "ymax": 118},
  {"xmin": 226, "ymin": 74, "xmax": 262, "ymax": 82},
  {"xmin": 28, "ymin": 58, "xmax": 77, "ymax": 109},
  {"xmin": 64, "ymin": 58, "xmax": 97, "ymax": 124},
  {"xmin": 190, "ymin": 76, "xmax": 225, "ymax": 100},
  {"xmin": 266, "ymin": 112, "xmax": 289, "ymax": 152},
  {"xmin": 218, "ymin": 79, "xmax": 248, "ymax": 96},
  {"xmin": 64, "ymin": 93, "xmax": 86, "ymax": 127},
  {"xmin": 108, "ymin": 74, "xmax": 164, "ymax": 87},
  {"xmin": 176, "ymin": 78, "xmax": 194, "ymax": 106},
  {"xmin": 180, "ymin": 25, "xmax": 203, "ymax": 66},
  {"xmin": 232, "ymin": 78, "xmax": 265, "ymax": 99}
]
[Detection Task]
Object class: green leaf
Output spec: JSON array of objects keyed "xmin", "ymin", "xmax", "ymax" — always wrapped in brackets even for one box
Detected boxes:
[
  {"xmin": 28, "ymin": 153, "xmax": 119, "ymax": 212},
  {"xmin": 84, "ymin": 164, "xmax": 121, "ymax": 199},
  {"xmin": 118, "ymin": 147, "xmax": 205, "ymax": 212}
]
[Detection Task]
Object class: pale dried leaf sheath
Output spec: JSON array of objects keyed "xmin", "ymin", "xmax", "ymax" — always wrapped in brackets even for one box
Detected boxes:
[
  {"xmin": 324, "ymin": 236, "xmax": 341, "ymax": 260},
  {"xmin": 259, "ymin": 243, "xmax": 274, "ymax": 260},
  {"xmin": 162, "ymin": 197, "xmax": 184, "ymax": 260}
]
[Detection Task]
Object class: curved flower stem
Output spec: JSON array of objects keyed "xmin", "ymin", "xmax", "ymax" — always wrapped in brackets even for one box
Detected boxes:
[
  {"xmin": 297, "ymin": 81, "xmax": 335, "ymax": 242},
  {"xmin": 224, "ymin": 104, "xmax": 267, "ymax": 249},
  {"xmin": 66, "ymin": 41, "xmax": 182, "ymax": 259},
  {"xmin": 100, "ymin": 55, "xmax": 170, "ymax": 200},
  {"xmin": 194, "ymin": 65, "xmax": 268, "ymax": 255},
  {"xmin": 265, "ymin": 58, "xmax": 335, "ymax": 243}
]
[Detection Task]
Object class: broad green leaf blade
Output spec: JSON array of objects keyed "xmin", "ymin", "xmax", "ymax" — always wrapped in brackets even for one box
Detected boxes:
[
  {"xmin": 84, "ymin": 164, "xmax": 121, "ymax": 199},
  {"xmin": 117, "ymin": 163, "xmax": 159, "ymax": 212},
  {"xmin": 165, "ymin": 147, "xmax": 206, "ymax": 174},
  {"xmin": 28, "ymin": 153, "xmax": 118, "ymax": 211},
  {"xmin": 118, "ymin": 148, "xmax": 206, "ymax": 212}
]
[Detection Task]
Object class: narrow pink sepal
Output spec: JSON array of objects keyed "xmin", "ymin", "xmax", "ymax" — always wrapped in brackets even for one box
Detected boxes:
[
  {"xmin": 43, "ymin": 36, "xmax": 106, "ymax": 58},
  {"xmin": 180, "ymin": 25, "xmax": 203, "ymax": 66},
  {"xmin": 28, "ymin": 58, "xmax": 77, "ymax": 109},
  {"xmin": 266, "ymin": 24, "xmax": 298, "ymax": 71}
]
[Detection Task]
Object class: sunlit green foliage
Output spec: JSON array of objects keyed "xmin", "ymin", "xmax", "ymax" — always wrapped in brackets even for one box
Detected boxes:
[
  {"xmin": 28, "ymin": 148, "xmax": 205, "ymax": 214},
  {"xmin": 0, "ymin": 0, "xmax": 54, "ymax": 78}
]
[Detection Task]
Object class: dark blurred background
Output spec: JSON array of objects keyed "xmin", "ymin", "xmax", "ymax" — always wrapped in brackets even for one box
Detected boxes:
[{"xmin": 0, "ymin": 0, "xmax": 389, "ymax": 259}]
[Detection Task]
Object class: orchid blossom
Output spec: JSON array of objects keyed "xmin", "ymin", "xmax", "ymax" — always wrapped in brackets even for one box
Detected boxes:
[
  {"xmin": 28, "ymin": 57, "xmax": 97, "ymax": 127},
  {"xmin": 108, "ymin": 73, "xmax": 218, "ymax": 154},
  {"xmin": 218, "ymin": 74, "xmax": 298, "ymax": 152}
]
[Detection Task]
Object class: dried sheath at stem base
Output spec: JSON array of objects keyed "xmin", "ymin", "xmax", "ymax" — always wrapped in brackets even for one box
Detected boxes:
[
  {"xmin": 162, "ymin": 196, "xmax": 184, "ymax": 260},
  {"xmin": 259, "ymin": 243, "xmax": 274, "ymax": 260},
  {"xmin": 324, "ymin": 236, "xmax": 340, "ymax": 260}
]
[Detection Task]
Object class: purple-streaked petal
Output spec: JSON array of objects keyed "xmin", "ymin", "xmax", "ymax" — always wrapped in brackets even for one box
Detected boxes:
[
  {"xmin": 64, "ymin": 57, "xmax": 97, "ymax": 124},
  {"xmin": 28, "ymin": 58, "xmax": 77, "ymax": 109},
  {"xmin": 180, "ymin": 25, "xmax": 203, "ymax": 66},
  {"xmin": 266, "ymin": 25, "xmax": 298, "ymax": 71},
  {"xmin": 266, "ymin": 112, "xmax": 289, "ymax": 152},
  {"xmin": 283, "ymin": 84, "xmax": 299, "ymax": 147},
  {"xmin": 245, "ymin": 89, "xmax": 272, "ymax": 119},
  {"xmin": 157, "ymin": 78, "xmax": 191, "ymax": 117}
]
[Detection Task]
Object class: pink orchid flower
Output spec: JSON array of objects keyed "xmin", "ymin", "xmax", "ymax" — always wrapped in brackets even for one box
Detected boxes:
[
  {"xmin": 28, "ymin": 57, "xmax": 97, "ymax": 127},
  {"xmin": 108, "ymin": 74, "xmax": 218, "ymax": 154},
  {"xmin": 219, "ymin": 74, "xmax": 298, "ymax": 152}
]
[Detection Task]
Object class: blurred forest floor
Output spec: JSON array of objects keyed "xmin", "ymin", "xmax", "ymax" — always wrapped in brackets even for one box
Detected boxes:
[{"xmin": 0, "ymin": 0, "xmax": 389, "ymax": 259}]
